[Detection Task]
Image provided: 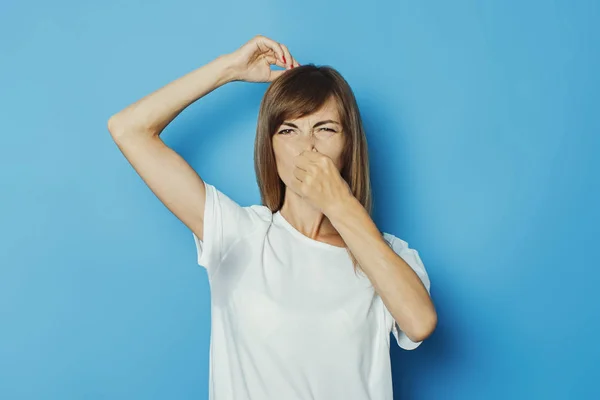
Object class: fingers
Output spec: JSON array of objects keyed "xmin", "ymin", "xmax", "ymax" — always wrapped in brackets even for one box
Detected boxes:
[
  {"xmin": 298, "ymin": 149, "xmax": 325, "ymax": 162},
  {"xmin": 253, "ymin": 35, "xmax": 300, "ymax": 81},
  {"xmin": 280, "ymin": 43, "xmax": 298, "ymax": 69},
  {"xmin": 293, "ymin": 166, "xmax": 308, "ymax": 183},
  {"xmin": 293, "ymin": 150, "xmax": 331, "ymax": 176},
  {"xmin": 254, "ymin": 35, "xmax": 286, "ymax": 65},
  {"xmin": 288, "ymin": 172, "xmax": 305, "ymax": 198},
  {"xmin": 293, "ymin": 152, "xmax": 314, "ymax": 170},
  {"xmin": 265, "ymin": 53, "xmax": 285, "ymax": 69},
  {"xmin": 297, "ymin": 150, "xmax": 333, "ymax": 173},
  {"xmin": 265, "ymin": 52, "xmax": 287, "ymax": 81},
  {"xmin": 268, "ymin": 70, "xmax": 286, "ymax": 81},
  {"xmin": 255, "ymin": 35, "xmax": 300, "ymax": 68}
]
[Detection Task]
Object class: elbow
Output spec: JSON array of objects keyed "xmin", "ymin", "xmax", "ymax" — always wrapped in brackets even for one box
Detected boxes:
[
  {"xmin": 407, "ymin": 310, "xmax": 438, "ymax": 343},
  {"xmin": 107, "ymin": 115, "xmax": 126, "ymax": 140},
  {"xmin": 107, "ymin": 114, "xmax": 152, "ymax": 142}
]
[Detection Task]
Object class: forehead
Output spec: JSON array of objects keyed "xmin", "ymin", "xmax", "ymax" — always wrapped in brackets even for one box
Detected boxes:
[{"xmin": 287, "ymin": 97, "xmax": 340, "ymax": 123}]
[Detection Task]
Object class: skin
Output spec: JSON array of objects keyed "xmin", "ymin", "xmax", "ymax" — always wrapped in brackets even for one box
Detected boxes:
[
  {"xmin": 108, "ymin": 35, "xmax": 436, "ymax": 343},
  {"xmin": 273, "ymin": 96, "xmax": 349, "ymax": 247},
  {"xmin": 273, "ymin": 97, "xmax": 438, "ymax": 343}
]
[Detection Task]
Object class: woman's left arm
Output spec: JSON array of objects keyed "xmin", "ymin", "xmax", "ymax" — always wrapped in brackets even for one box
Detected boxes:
[
  {"xmin": 292, "ymin": 149, "xmax": 437, "ymax": 342},
  {"xmin": 328, "ymin": 195, "xmax": 438, "ymax": 343}
]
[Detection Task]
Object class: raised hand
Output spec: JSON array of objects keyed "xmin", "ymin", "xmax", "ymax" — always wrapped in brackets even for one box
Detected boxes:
[
  {"xmin": 226, "ymin": 35, "xmax": 300, "ymax": 83},
  {"xmin": 290, "ymin": 149, "xmax": 354, "ymax": 216}
]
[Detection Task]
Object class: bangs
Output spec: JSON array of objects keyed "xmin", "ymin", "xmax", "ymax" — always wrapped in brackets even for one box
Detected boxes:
[
  {"xmin": 255, "ymin": 63, "xmax": 372, "ymax": 229},
  {"xmin": 267, "ymin": 68, "xmax": 340, "ymax": 134}
]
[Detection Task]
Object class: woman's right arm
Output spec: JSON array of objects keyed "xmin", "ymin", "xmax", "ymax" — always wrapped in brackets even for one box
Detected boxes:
[
  {"xmin": 107, "ymin": 35, "xmax": 297, "ymax": 241},
  {"xmin": 107, "ymin": 54, "xmax": 238, "ymax": 241}
]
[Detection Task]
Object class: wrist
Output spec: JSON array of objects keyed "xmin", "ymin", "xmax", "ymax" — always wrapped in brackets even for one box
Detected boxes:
[
  {"xmin": 325, "ymin": 193, "xmax": 360, "ymax": 222},
  {"xmin": 215, "ymin": 53, "xmax": 241, "ymax": 83}
]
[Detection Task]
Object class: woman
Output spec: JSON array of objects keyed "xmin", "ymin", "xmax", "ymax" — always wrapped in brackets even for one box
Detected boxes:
[{"xmin": 108, "ymin": 35, "xmax": 437, "ymax": 400}]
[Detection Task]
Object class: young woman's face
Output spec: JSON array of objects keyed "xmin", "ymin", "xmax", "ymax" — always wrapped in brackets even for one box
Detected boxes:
[{"xmin": 272, "ymin": 97, "xmax": 346, "ymax": 192}]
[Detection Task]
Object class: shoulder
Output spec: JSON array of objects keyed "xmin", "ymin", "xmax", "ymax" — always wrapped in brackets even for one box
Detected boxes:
[
  {"xmin": 206, "ymin": 181, "xmax": 273, "ymax": 221},
  {"xmin": 382, "ymin": 232, "xmax": 430, "ymax": 288},
  {"xmin": 381, "ymin": 232, "xmax": 420, "ymax": 259},
  {"xmin": 381, "ymin": 232, "xmax": 409, "ymax": 250},
  {"xmin": 247, "ymin": 204, "xmax": 274, "ymax": 222}
]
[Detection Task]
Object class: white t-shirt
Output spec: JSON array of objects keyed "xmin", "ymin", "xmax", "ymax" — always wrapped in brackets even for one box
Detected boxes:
[{"xmin": 192, "ymin": 182, "xmax": 431, "ymax": 400}]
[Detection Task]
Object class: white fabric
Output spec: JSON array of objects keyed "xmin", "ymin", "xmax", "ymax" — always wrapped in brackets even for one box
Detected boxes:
[{"xmin": 192, "ymin": 181, "xmax": 431, "ymax": 400}]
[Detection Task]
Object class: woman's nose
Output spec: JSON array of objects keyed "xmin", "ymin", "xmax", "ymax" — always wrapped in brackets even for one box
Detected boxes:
[{"xmin": 299, "ymin": 133, "xmax": 316, "ymax": 151}]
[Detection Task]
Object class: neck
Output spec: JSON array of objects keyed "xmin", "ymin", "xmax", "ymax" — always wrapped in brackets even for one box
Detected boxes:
[{"xmin": 279, "ymin": 189, "xmax": 337, "ymax": 240}]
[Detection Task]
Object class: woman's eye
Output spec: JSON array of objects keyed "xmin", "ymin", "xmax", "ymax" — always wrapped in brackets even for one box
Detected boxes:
[
  {"xmin": 278, "ymin": 128, "xmax": 335, "ymax": 135},
  {"xmin": 318, "ymin": 127, "xmax": 336, "ymax": 133}
]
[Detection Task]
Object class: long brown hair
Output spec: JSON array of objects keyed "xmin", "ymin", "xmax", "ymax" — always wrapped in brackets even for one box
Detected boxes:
[{"xmin": 254, "ymin": 64, "xmax": 376, "ymax": 275}]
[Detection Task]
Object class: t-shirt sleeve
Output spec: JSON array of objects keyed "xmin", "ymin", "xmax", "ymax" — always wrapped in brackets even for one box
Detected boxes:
[
  {"xmin": 191, "ymin": 181, "xmax": 260, "ymax": 276},
  {"xmin": 382, "ymin": 233, "xmax": 432, "ymax": 350}
]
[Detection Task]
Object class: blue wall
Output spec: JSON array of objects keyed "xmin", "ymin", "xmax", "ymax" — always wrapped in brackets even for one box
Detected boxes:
[{"xmin": 1, "ymin": 1, "xmax": 598, "ymax": 399}]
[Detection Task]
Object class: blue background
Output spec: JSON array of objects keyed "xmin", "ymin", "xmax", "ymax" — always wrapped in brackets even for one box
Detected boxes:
[{"xmin": 1, "ymin": 0, "xmax": 598, "ymax": 399}]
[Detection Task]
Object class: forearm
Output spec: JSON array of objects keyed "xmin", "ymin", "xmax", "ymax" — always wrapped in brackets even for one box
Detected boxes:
[
  {"xmin": 328, "ymin": 196, "xmax": 437, "ymax": 341},
  {"xmin": 108, "ymin": 54, "xmax": 238, "ymax": 138}
]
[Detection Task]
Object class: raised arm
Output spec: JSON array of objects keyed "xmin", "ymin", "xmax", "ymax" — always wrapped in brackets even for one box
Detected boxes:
[
  {"xmin": 107, "ymin": 55, "xmax": 237, "ymax": 240},
  {"xmin": 107, "ymin": 36, "xmax": 298, "ymax": 240}
]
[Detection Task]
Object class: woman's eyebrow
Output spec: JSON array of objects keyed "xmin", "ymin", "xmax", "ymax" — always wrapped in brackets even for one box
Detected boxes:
[{"xmin": 282, "ymin": 120, "xmax": 341, "ymax": 128}]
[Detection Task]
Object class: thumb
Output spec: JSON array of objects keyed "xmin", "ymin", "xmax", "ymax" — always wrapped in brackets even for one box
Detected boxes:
[{"xmin": 269, "ymin": 70, "xmax": 286, "ymax": 81}]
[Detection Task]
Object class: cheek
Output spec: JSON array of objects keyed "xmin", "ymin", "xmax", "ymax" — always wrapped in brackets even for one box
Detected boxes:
[
  {"xmin": 315, "ymin": 140, "xmax": 346, "ymax": 169},
  {"xmin": 273, "ymin": 140, "xmax": 297, "ymax": 182}
]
